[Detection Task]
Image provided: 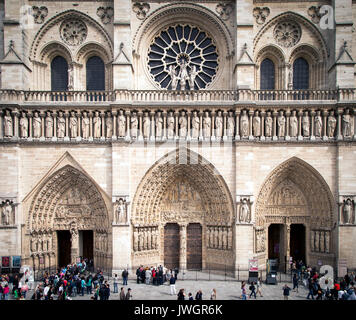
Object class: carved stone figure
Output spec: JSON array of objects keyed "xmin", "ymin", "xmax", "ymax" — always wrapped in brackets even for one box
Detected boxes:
[
  {"xmin": 343, "ymin": 199, "xmax": 353, "ymax": 224},
  {"xmin": 315, "ymin": 110, "xmax": 323, "ymax": 137},
  {"xmin": 4, "ymin": 110, "xmax": 13, "ymax": 138},
  {"xmin": 215, "ymin": 111, "xmax": 223, "ymax": 138},
  {"xmin": 240, "ymin": 110, "xmax": 249, "ymax": 138},
  {"xmin": 179, "ymin": 111, "xmax": 187, "ymax": 137},
  {"xmin": 289, "ymin": 110, "xmax": 298, "ymax": 137},
  {"xmin": 214, "ymin": 227, "xmax": 219, "ymax": 248},
  {"xmin": 314, "ymin": 230, "xmax": 320, "ymax": 252},
  {"xmin": 2, "ymin": 200, "xmax": 12, "ymax": 225},
  {"xmin": 117, "ymin": 110, "xmax": 126, "ymax": 137},
  {"xmin": 45, "ymin": 112, "xmax": 53, "ymax": 138},
  {"xmin": 253, "ymin": 111, "xmax": 261, "ymax": 137},
  {"xmin": 68, "ymin": 63, "xmax": 74, "ymax": 90},
  {"xmin": 57, "ymin": 112, "xmax": 65, "ymax": 138},
  {"xmin": 327, "ymin": 111, "xmax": 337, "ymax": 138},
  {"xmin": 302, "ymin": 111, "xmax": 310, "ymax": 137},
  {"xmin": 115, "ymin": 198, "xmax": 127, "ymax": 224},
  {"xmin": 227, "ymin": 111, "xmax": 235, "ymax": 137},
  {"xmin": 138, "ymin": 230, "xmax": 143, "ymax": 251},
  {"xmin": 325, "ymin": 231, "xmax": 330, "ymax": 253},
  {"xmin": 82, "ymin": 112, "xmax": 90, "ymax": 139},
  {"xmin": 133, "ymin": 228, "xmax": 138, "ymax": 251},
  {"xmin": 155, "ymin": 112, "xmax": 163, "ymax": 138},
  {"xmin": 319, "ymin": 231, "xmax": 324, "ymax": 252},
  {"xmin": 191, "ymin": 111, "xmax": 200, "ymax": 139},
  {"xmin": 69, "ymin": 112, "xmax": 77, "ymax": 138},
  {"xmin": 20, "ymin": 112, "xmax": 28, "ymax": 138},
  {"xmin": 179, "ymin": 60, "xmax": 189, "ymax": 90},
  {"xmin": 168, "ymin": 65, "xmax": 179, "ymax": 90},
  {"xmin": 131, "ymin": 112, "xmax": 138, "ymax": 138},
  {"xmin": 310, "ymin": 230, "xmax": 315, "ymax": 252},
  {"xmin": 342, "ymin": 109, "xmax": 353, "ymax": 137},
  {"xmin": 143, "ymin": 112, "xmax": 150, "ymax": 139},
  {"xmin": 106, "ymin": 113, "xmax": 112, "ymax": 138},
  {"xmin": 33, "ymin": 112, "xmax": 41, "ymax": 138},
  {"xmin": 277, "ymin": 111, "xmax": 286, "ymax": 137},
  {"xmin": 203, "ymin": 111, "xmax": 211, "ymax": 138},
  {"xmin": 265, "ymin": 111, "xmax": 273, "ymax": 137},
  {"xmin": 239, "ymin": 199, "xmax": 250, "ymax": 223},
  {"xmin": 167, "ymin": 111, "xmax": 175, "ymax": 138},
  {"xmin": 188, "ymin": 65, "xmax": 198, "ymax": 90},
  {"xmin": 93, "ymin": 111, "xmax": 101, "ymax": 138}
]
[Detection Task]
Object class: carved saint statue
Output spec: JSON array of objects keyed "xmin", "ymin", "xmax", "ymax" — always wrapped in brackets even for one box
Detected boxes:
[
  {"xmin": 93, "ymin": 111, "xmax": 101, "ymax": 138},
  {"xmin": 327, "ymin": 111, "xmax": 337, "ymax": 138},
  {"xmin": 106, "ymin": 113, "xmax": 112, "ymax": 138},
  {"xmin": 277, "ymin": 111, "xmax": 286, "ymax": 137},
  {"xmin": 239, "ymin": 199, "xmax": 250, "ymax": 223},
  {"xmin": 343, "ymin": 199, "xmax": 353, "ymax": 224},
  {"xmin": 289, "ymin": 110, "xmax": 298, "ymax": 138},
  {"xmin": 168, "ymin": 65, "xmax": 179, "ymax": 90},
  {"xmin": 117, "ymin": 110, "xmax": 126, "ymax": 137},
  {"xmin": 143, "ymin": 112, "xmax": 150, "ymax": 139},
  {"xmin": 342, "ymin": 109, "xmax": 353, "ymax": 137},
  {"xmin": 82, "ymin": 112, "xmax": 90, "ymax": 139},
  {"xmin": 191, "ymin": 111, "xmax": 200, "ymax": 139},
  {"xmin": 265, "ymin": 111, "xmax": 273, "ymax": 137},
  {"xmin": 2, "ymin": 200, "xmax": 12, "ymax": 225},
  {"xmin": 325, "ymin": 231, "xmax": 330, "ymax": 253},
  {"xmin": 188, "ymin": 65, "xmax": 198, "ymax": 90},
  {"xmin": 203, "ymin": 111, "xmax": 211, "ymax": 138},
  {"xmin": 57, "ymin": 111, "xmax": 65, "ymax": 138},
  {"xmin": 155, "ymin": 112, "xmax": 163, "ymax": 138},
  {"xmin": 240, "ymin": 110, "xmax": 249, "ymax": 138},
  {"xmin": 33, "ymin": 112, "xmax": 41, "ymax": 138},
  {"xmin": 115, "ymin": 198, "xmax": 127, "ymax": 224},
  {"xmin": 253, "ymin": 111, "xmax": 261, "ymax": 137},
  {"xmin": 215, "ymin": 111, "xmax": 223, "ymax": 138},
  {"xmin": 20, "ymin": 112, "xmax": 28, "ymax": 138},
  {"xmin": 45, "ymin": 112, "xmax": 53, "ymax": 138},
  {"xmin": 4, "ymin": 110, "xmax": 13, "ymax": 138},
  {"xmin": 167, "ymin": 111, "xmax": 175, "ymax": 138},
  {"xmin": 302, "ymin": 111, "xmax": 310, "ymax": 137},
  {"xmin": 179, "ymin": 111, "xmax": 187, "ymax": 137},
  {"xmin": 179, "ymin": 60, "xmax": 189, "ymax": 90},
  {"xmin": 315, "ymin": 110, "xmax": 323, "ymax": 138},
  {"xmin": 69, "ymin": 111, "xmax": 77, "ymax": 138},
  {"xmin": 131, "ymin": 112, "xmax": 138, "ymax": 138},
  {"xmin": 227, "ymin": 111, "xmax": 235, "ymax": 137},
  {"xmin": 310, "ymin": 230, "xmax": 315, "ymax": 252}
]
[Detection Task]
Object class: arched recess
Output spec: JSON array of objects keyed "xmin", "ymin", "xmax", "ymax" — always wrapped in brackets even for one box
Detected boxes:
[
  {"xmin": 131, "ymin": 147, "xmax": 235, "ymax": 271},
  {"xmin": 29, "ymin": 9, "xmax": 113, "ymax": 90},
  {"xmin": 132, "ymin": 2, "xmax": 235, "ymax": 90},
  {"xmin": 22, "ymin": 154, "xmax": 112, "ymax": 272},
  {"xmin": 254, "ymin": 157, "xmax": 336, "ymax": 268}
]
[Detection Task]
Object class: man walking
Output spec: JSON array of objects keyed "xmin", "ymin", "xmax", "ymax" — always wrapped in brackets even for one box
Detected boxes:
[
  {"xmin": 282, "ymin": 284, "xmax": 291, "ymax": 300},
  {"xmin": 113, "ymin": 274, "xmax": 119, "ymax": 293},
  {"xmin": 293, "ymin": 273, "xmax": 299, "ymax": 293},
  {"xmin": 249, "ymin": 282, "xmax": 257, "ymax": 299},
  {"xmin": 169, "ymin": 275, "xmax": 176, "ymax": 295},
  {"xmin": 122, "ymin": 269, "xmax": 128, "ymax": 286},
  {"xmin": 120, "ymin": 287, "xmax": 126, "ymax": 300}
]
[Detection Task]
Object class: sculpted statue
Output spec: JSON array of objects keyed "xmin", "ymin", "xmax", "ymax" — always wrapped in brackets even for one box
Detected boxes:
[
  {"xmin": 343, "ymin": 199, "xmax": 353, "ymax": 224},
  {"xmin": 2, "ymin": 200, "xmax": 12, "ymax": 225},
  {"xmin": 106, "ymin": 113, "xmax": 112, "ymax": 138},
  {"xmin": 4, "ymin": 110, "xmax": 13, "ymax": 138},
  {"xmin": 315, "ymin": 111, "xmax": 323, "ymax": 137},
  {"xmin": 155, "ymin": 112, "xmax": 163, "ymax": 138},
  {"xmin": 33, "ymin": 112, "xmax": 41, "ymax": 138},
  {"xmin": 167, "ymin": 111, "xmax": 175, "ymax": 138},
  {"xmin": 93, "ymin": 111, "xmax": 101, "ymax": 138},
  {"xmin": 45, "ymin": 112, "xmax": 53, "ymax": 138},
  {"xmin": 179, "ymin": 111, "xmax": 187, "ymax": 137},
  {"xmin": 265, "ymin": 111, "xmax": 273, "ymax": 137},
  {"xmin": 319, "ymin": 231, "xmax": 325, "ymax": 252},
  {"xmin": 138, "ymin": 230, "xmax": 144, "ymax": 251},
  {"xmin": 215, "ymin": 111, "xmax": 223, "ymax": 138},
  {"xmin": 327, "ymin": 111, "xmax": 337, "ymax": 138},
  {"xmin": 143, "ymin": 112, "xmax": 150, "ymax": 139},
  {"xmin": 277, "ymin": 111, "xmax": 286, "ymax": 137},
  {"xmin": 82, "ymin": 112, "xmax": 90, "ymax": 139},
  {"xmin": 342, "ymin": 109, "xmax": 353, "ymax": 137},
  {"xmin": 57, "ymin": 111, "xmax": 65, "ymax": 138},
  {"xmin": 310, "ymin": 230, "xmax": 315, "ymax": 252},
  {"xmin": 179, "ymin": 60, "xmax": 189, "ymax": 90},
  {"xmin": 20, "ymin": 112, "xmax": 28, "ymax": 138},
  {"xmin": 69, "ymin": 112, "xmax": 77, "ymax": 138},
  {"xmin": 302, "ymin": 111, "xmax": 310, "ymax": 137},
  {"xmin": 240, "ymin": 110, "xmax": 249, "ymax": 138},
  {"xmin": 147, "ymin": 228, "xmax": 152, "ymax": 250},
  {"xmin": 133, "ymin": 228, "xmax": 138, "ymax": 251},
  {"xmin": 168, "ymin": 65, "xmax": 179, "ymax": 90},
  {"xmin": 203, "ymin": 111, "xmax": 211, "ymax": 138},
  {"xmin": 239, "ymin": 199, "xmax": 250, "ymax": 223},
  {"xmin": 227, "ymin": 111, "xmax": 235, "ymax": 137},
  {"xmin": 314, "ymin": 230, "xmax": 320, "ymax": 252},
  {"xmin": 191, "ymin": 111, "xmax": 200, "ymax": 139},
  {"xmin": 325, "ymin": 231, "xmax": 330, "ymax": 253},
  {"xmin": 188, "ymin": 66, "xmax": 198, "ymax": 90},
  {"xmin": 131, "ymin": 112, "xmax": 138, "ymax": 138},
  {"xmin": 253, "ymin": 111, "xmax": 261, "ymax": 137},
  {"xmin": 115, "ymin": 198, "xmax": 127, "ymax": 224},
  {"xmin": 289, "ymin": 110, "xmax": 298, "ymax": 137},
  {"xmin": 117, "ymin": 110, "xmax": 126, "ymax": 137},
  {"xmin": 214, "ymin": 227, "xmax": 219, "ymax": 248}
]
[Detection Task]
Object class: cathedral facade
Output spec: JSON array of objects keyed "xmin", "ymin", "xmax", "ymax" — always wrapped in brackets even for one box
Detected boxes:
[{"xmin": 0, "ymin": 0, "xmax": 356, "ymax": 275}]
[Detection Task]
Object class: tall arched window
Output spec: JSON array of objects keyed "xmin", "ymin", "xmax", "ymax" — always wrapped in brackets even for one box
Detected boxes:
[
  {"xmin": 293, "ymin": 58, "xmax": 309, "ymax": 90},
  {"xmin": 260, "ymin": 58, "xmax": 275, "ymax": 90},
  {"xmin": 51, "ymin": 56, "xmax": 68, "ymax": 91},
  {"xmin": 86, "ymin": 56, "xmax": 105, "ymax": 91}
]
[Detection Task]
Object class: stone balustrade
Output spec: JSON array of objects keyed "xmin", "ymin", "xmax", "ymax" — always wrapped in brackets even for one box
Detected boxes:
[{"xmin": 0, "ymin": 106, "xmax": 355, "ymax": 143}]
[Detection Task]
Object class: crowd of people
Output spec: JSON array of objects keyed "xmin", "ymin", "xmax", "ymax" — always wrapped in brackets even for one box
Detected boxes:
[{"xmin": 134, "ymin": 265, "xmax": 179, "ymax": 286}]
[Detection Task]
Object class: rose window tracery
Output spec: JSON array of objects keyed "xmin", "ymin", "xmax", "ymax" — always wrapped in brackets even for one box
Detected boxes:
[
  {"xmin": 60, "ymin": 19, "xmax": 88, "ymax": 46},
  {"xmin": 273, "ymin": 21, "xmax": 301, "ymax": 48},
  {"xmin": 147, "ymin": 24, "xmax": 219, "ymax": 90}
]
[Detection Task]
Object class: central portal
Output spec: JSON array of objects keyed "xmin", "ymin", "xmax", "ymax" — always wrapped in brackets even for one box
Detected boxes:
[
  {"xmin": 164, "ymin": 223, "xmax": 180, "ymax": 269},
  {"xmin": 187, "ymin": 223, "xmax": 202, "ymax": 270},
  {"xmin": 57, "ymin": 230, "xmax": 71, "ymax": 268}
]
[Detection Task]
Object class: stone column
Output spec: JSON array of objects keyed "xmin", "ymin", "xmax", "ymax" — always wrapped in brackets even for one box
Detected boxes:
[
  {"xmin": 199, "ymin": 111, "xmax": 203, "ymax": 141},
  {"xmin": 101, "ymin": 111, "xmax": 106, "ymax": 141},
  {"xmin": 175, "ymin": 111, "xmax": 179, "ymax": 140},
  {"xmin": 13, "ymin": 110, "xmax": 19, "ymax": 139},
  {"xmin": 235, "ymin": 110, "xmax": 240, "ymax": 140},
  {"xmin": 285, "ymin": 110, "xmax": 291, "ymax": 141},
  {"xmin": 223, "ymin": 111, "xmax": 227, "ymax": 141},
  {"xmin": 40, "ymin": 111, "xmax": 45, "ymax": 141},
  {"xmin": 112, "ymin": 110, "xmax": 117, "ymax": 140},
  {"xmin": 137, "ymin": 111, "xmax": 143, "ymax": 141},
  {"xmin": 298, "ymin": 110, "xmax": 303, "ymax": 141},
  {"xmin": 52, "ymin": 111, "xmax": 57, "ymax": 141},
  {"xmin": 125, "ymin": 111, "xmax": 130, "ymax": 141},
  {"xmin": 285, "ymin": 223, "xmax": 291, "ymax": 267},
  {"xmin": 89, "ymin": 111, "xmax": 93, "ymax": 141},
  {"xmin": 187, "ymin": 111, "xmax": 191, "ymax": 141},
  {"xmin": 28, "ymin": 112, "xmax": 33, "ymax": 140},
  {"xmin": 337, "ymin": 108, "xmax": 343, "ymax": 140},
  {"xmin": 322, "ymin": 110, "xmax": 328, "ymax": 140},
  {"xmin": 70, "ymin": 230, "xmax": 79, "ymax": 265},
  {"xmin": 272, "ymin": 111, "xmax": 278, "ymax": 141},
  {"xmin": 0, "ymin": 111, "xmax": 3, "ymax": 139},
  {"xmin": 353, "ymin": 108, "xmax": 356, "ymax": 140},
  {"xmin": 150, "ymin": 111, "xmax": 155, "ymax": 141},
  {"xmin": 260, "ymin": 111, "xmax": 265, "ymax": 141},
  {"xmin": 64, "ymin": 111, "xmax": 70, "ymax": 141},
  {"xmin": 179, "ymin": 223, "xmax": 187, "ymax": 271},
  {"xmin": 310, "ymin": 110, "xmax": 316, "ymax": 140},
  {"xmin": 163, "ymin": 111, "xmax": 167, "ymax": 141},
  {"xmin": 77, "ymin": 110, "xmax": 81, "ymax": 141},
  {"xmin": 248, "ymin": 109, "xmax": 254, "ymax": 140},
  {"xmin": 211, "ymin": 111, "xmax": 215, "ymax": 141}
]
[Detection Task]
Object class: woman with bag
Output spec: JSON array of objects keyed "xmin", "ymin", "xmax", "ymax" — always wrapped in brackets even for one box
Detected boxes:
[
  {"xmin": 21, "ymin": 280, "xmax": 29, "ymax": 299},
  {"xmin": 210, "ymin": 288, "xmax": 217, "ymax": 300}
]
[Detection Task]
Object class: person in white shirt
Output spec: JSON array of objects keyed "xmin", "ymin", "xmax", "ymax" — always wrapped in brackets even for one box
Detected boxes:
[{"xmin": 145, "ymin": 269, "xmax": 152, "ymax": 285}]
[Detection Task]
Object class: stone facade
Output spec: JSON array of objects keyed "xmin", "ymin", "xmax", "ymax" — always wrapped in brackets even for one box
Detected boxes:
[{"xmin": 0, "ymin": 0, "xmax": 356, "ymax": 274}]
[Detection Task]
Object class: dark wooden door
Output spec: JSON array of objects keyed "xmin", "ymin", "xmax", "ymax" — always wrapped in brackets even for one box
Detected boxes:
[
  {"xmin": 164, "ymin": 223, "xmax": 180, "ymax": 269},
  {"xmin": 187, "ymin": 223, "xmax": 202, "ymax": 270},
  {"xmin": 290, "ymin": 224, "xmax": 305, "ymax": 262},
  {"xmin": 57, "ymin": 230, "xmax": 71, "ymax": 268},
  {"xmin": 83, "ymin": 230, "xmax": 93, "ymax": 261}
]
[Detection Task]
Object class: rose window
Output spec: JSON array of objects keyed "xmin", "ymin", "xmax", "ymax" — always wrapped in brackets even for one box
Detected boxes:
[
  {"xmin": 273, "ymin": 21, "xmax": 301, "ymax": 48},
  {"xmin": 147, "ymin": 24, "xmax": 219, "ymax": 90},
  {"xmin": 60, "ymin": 19, "xmax": 88, "ymax": 46}
]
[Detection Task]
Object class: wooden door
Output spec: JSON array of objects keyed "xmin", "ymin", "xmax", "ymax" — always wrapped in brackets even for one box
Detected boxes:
[
  {"xmin": 187, "ymin": 223, "xmax": 202, "ymax": 270},
  {"xmin": 164, "ymin": 223, "xmax": 180, "ymax": 269},
  {"xmin": 57, "ymin": 230, "xmax": 71, "ymax": 268}
]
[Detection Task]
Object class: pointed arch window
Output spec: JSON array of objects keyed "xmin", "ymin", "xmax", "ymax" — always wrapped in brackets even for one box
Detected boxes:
[
  {"xmin": 260, "ymin": 58, "xmax": 275, "ymax": 90},
  {"xmin": 51, "ymin": 56, "xmax": 68, "ymax": 91},
  {"xmin": 86, "ymin": 56, "xmax": 105, "ymax": 91},
  {"xmin": 293, "ymin": 58, "xmax": 309, "ymax": 90}
]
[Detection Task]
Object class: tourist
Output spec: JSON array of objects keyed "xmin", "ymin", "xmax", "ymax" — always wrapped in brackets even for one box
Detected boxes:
[
  {"xmin": 249, "ymin": 282, "xmax": 256, "ymax": 299},
  {"xmin": 177, "ymin": 288, "xmax": 185, "ymax": 300},
  {"xmin": 166, "ymin": 269, "xmax": 172, "ymax": 283},
  {"xmin": 241, "ymin": 282, "xmax": 247, "ymax": 300},
  {"xmin": 81, "ymin": 277, "xmax": 86, "ymax": 296},
  {"xmin": 122, "ymin": 269, "xmax": 129, "ymax": 286},
  {"xmin": 282, "ymin": 284, "xmax": 291, "ymax": 300},
  {"xmin": 169, "ymin": 274, "xmax": 176, "ymax": 295},
  {"xmin": 125, "ymin": 288, "xmax": 132, "ymax": 300},
  {"xmin": 306, "ymin": 278, "xmax": 315, "ymax": 300},
  {"xmin": 113, "ymin": 273, "xmax": 119, "ymax": 293},
  {"xmin": 86, "ymin": 274, "xmax": 93, "ymax": 295},
  {"xmin": 292, "ymin": 273, "xmax": 299, "ymax": 293},
  {"xmin": 195, "ymin": 290, "xmax": 203, "ymax": 300},
  {"xmin": 188, "ymin": 292, "xmax": 194, "ymax": 300},
  {"xmin": 210, "ymin": 288, "xmax": 217, "ymax": 300},
  {"xmin": 256, "ymin": 278, "xmax": 263, "ymax": 297},
  {"xmin": 145, "ymin": 268, "xmax": 152, "ymax": 285},
  {"xmin": 120, "ymin": 287, "xmax": 126, "ymax": 300}
]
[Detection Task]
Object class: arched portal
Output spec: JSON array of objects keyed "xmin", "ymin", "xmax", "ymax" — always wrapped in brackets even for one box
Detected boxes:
[
  {"xmin": 23, "ymin": 164, "xmax": 112, "ymax": 271},
  {"xmin": 255, "ymin": 157, "xmax": 336, "ymax": 269},
  {"xmin": 131, "ymin": 148, "xmax": 234, "ymax": 271}
]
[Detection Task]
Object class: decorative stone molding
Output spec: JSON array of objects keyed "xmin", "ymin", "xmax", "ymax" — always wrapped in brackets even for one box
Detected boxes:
[
  {"xmin": 255, "ymin": 227, "xmax": 266, "ymax": 253},
  {"xmin": 215, "ymin": 3, "xmax": 233, "ymax": 21},
  {"xmin": 132, "ymin": 2, "xmax": 150, "ymax": 20},
  {"xmin": 253, "ymin": 7, "xmax": 270, "ymax": 25},
  {"xmin": 338, "ymin": 196, "xmax": 356, "ymax": 225},
  {"xmin": 236, "ymin": 196, "xmax": 253, "ymax": 224},
  {"xmin": 60, "ymin": 19, "xmax": 88, "ymax": 46},
  {"xmin": 307, "ymin": 6, "xmax": 323, "ymax": 24},
  {"xmin": 310, "ymin": 229, "xmax": 330, "ymax": 253},
  {"xmin": 273, "ymin": 21, "xmax": 301, "ymax": 48},
  {"xmin": 207, "ymin": 225, "xmax": 232, "ymax": 250},
  {"xmin": 96, "ymin": 7, "xmax": 114, "ymax": 24},
  {"xmin": 32, "ymin": 6, "xmax": 48, "ymax": 24},
  {"xmin": 133, "ymin": 225, "xmax": 159, "ymax": 252}
]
